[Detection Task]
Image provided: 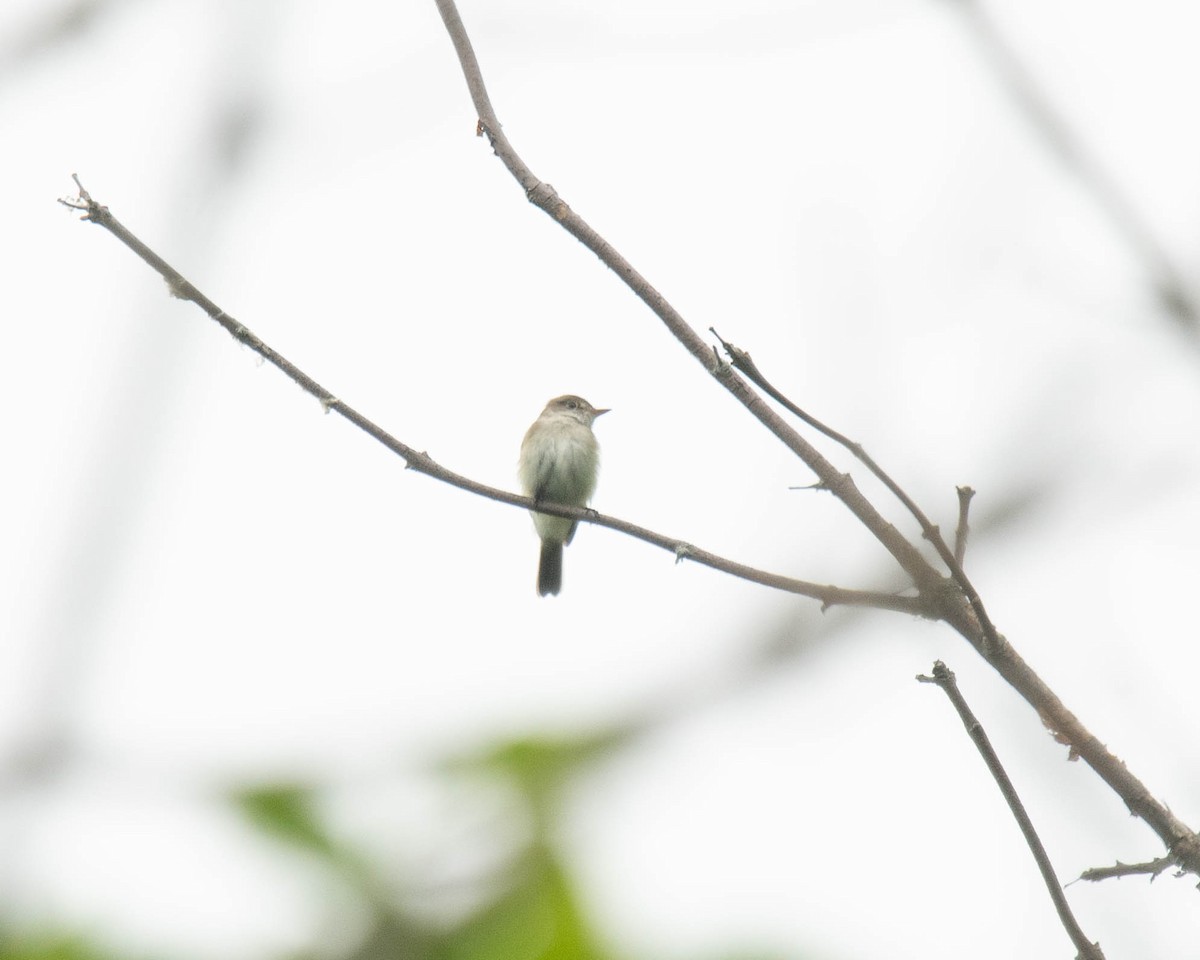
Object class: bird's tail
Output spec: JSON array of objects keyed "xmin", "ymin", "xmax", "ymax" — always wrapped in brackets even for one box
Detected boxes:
[{"xmin": 538, "ymin": 541, "xmax": 563, "ymax": 596}]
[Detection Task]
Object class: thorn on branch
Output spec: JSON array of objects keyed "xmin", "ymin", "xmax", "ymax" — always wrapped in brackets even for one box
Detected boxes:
[
  {"xmin": 709, "ymin": 343, "xmax": 730, "ymax": 376},
  {"xmin": 954, "ymin": 485, "xmax": 975, "ymax": 565}
]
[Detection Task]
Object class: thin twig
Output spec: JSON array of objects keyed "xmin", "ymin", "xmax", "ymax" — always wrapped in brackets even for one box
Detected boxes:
[
  {"xmin": 918, "ymin": 661, "xmax": 1106, "ymax": 960},
  {"xmin": 1076, "ymin": 857, "xmax": 1178, "ymax": 885},
  {"xmin": 954, "ymin": 485, "xmax": 975, "ymax": 566},
  {"xmin": 57, "ymin": 178, "xmax": 919, "ymax": 616},
  {"xmin": 708, "ymin": 327, "xmax": 1001, "ymax": 650}
]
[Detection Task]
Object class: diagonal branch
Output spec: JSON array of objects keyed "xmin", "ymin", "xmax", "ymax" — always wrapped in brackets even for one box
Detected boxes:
[
  {"xmin": 918, "ymin": 661, "xmax": 1105, "ymax": 960},
  {"xmin": 58, "ymin": 178, "xmax": 919, "ymax": 617}
]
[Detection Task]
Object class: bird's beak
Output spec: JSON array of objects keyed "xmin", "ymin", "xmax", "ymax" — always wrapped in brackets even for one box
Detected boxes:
[{"xmin": 593, "ymin": 407, "xmax": 611, "ymax": 417}]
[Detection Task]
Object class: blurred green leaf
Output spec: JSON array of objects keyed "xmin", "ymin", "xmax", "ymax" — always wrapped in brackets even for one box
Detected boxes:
[
  {"xmin": 232, "ymin": 783, "xmax": 338, "ymax": 859},
  {"xmin": 220, "ymin": 736, "xmax": 814, "ymax": 960},
  {"xmin": 459, "ymin": 726, "xmax": 635, "ymax": 823},
  {"xmin": 448, "ymin": 845, "xmax": 608, "ymax": 960},
  {"xmin": 0, "ymin": 931, "xmax": 117, "ymax": 960}
]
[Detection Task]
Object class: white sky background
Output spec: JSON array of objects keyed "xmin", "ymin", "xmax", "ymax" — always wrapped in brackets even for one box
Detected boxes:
[{"xmin": 2, "ymin": 0, "xmax": 1200, "ymax": 958}]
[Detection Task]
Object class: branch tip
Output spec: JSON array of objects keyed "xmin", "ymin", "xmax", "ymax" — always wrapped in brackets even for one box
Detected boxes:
[{"xmin": 59, "ymin": 174, "xmax": 100, "ymax": 219}]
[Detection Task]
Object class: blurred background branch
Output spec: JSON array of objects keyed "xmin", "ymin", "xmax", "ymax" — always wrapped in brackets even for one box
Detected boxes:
[{"xmin": 945, "ymin": 0, "xmax": 1200, "ymax": 342}]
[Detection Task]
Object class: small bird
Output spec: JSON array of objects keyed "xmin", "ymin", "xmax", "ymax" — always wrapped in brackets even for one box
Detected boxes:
[{"xmin": 518, "ymin": 395, "xmax": 609, "ymax": 597}]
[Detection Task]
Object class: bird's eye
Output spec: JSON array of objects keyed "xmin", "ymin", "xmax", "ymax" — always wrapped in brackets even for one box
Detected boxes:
[{"xmin": 566, "ymin": 400, "xmax": 577, "ymax": 409}]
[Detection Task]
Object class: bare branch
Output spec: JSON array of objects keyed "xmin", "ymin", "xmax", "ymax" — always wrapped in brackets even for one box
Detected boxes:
[
  {"xmin": 918, "ymin": 661, "xmax": 1106, "ymax": 960},
  {"xmin": 1076, "ymin": 857, "xmax": 1179, "ymax": 885},
  {"xmin": 709, "ymin": 327, "xmax": 1001, "ymax": 648},
  {"xmin": 58, "ymin": 178, "xmax": 919, "ymax": 617},
  {"xmin": 983, "ymin": 639, "xmax": 1200, "ymax": 876}
]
